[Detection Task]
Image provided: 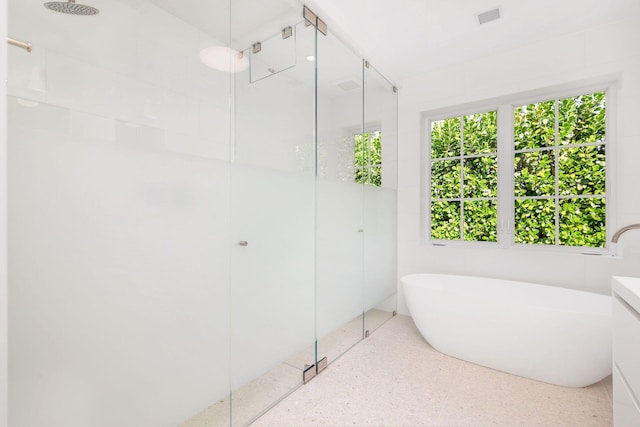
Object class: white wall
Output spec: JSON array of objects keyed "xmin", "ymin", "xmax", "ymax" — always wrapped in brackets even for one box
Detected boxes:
[
  {"xmin": 1, "ymin": 0, "xmax": 9, "ymax": 423},
  {"xmin": 397, "ymin": 16, "xmax": 640, "ymax": 315}
]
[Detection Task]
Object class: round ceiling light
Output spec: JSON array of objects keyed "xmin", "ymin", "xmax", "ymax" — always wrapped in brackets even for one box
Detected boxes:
[{"xmin": 200, "ymin": 46, "xmax": 249, "ymax": 73}]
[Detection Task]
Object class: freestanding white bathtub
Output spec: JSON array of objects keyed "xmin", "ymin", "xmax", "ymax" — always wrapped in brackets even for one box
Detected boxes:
[{"xmin": 401, "ymin": 274, "xmax": 612, "ymax": 387}]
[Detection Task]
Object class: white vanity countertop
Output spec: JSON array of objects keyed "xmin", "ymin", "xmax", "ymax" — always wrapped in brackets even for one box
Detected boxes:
[{"xmin": 613, "ymin": 276, "xmax": 640, "ymax": 314}]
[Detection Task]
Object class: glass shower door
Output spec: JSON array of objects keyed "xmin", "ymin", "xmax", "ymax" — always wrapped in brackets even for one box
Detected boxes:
[
  {"xmin": 363, "ymin": 63, "xmax": 398, "ymax": 334},
  {"xmin": 229, "ymin": 10, "xmax": 317, "ymax": 426},
  {"xmin": 315, "ymin": 29, "xmax": 365, "ymax": 366}
]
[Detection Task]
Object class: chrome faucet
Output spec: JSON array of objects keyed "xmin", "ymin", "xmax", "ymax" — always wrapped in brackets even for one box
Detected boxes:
[{"xmin": 611, "ymin": 224, "xmax": 640, "ymax": 243}]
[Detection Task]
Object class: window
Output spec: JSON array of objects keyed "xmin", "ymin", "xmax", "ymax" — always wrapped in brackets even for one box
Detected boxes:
[
  {"xmin": 355, "ymin": 131, "xmax": 382, "ymax": 186},
  {"xmin": 427, "ymin": 87, "xmax": 610, "ymax": 251},
  {"xmin": 430, "ymin": 112, "xmax": 498, "ymax": 241},
  {"xmin": 514, "ymin": 93, "xmax": 606, "ymax": 247}
]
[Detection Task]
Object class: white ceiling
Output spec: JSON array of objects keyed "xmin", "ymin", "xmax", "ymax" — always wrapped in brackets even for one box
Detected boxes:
[
  {"xmin": 150, "ymin": 0, "xmax": 302, "ymax": 51},
  {"xmin": 306, "ymin": 0, "xmax": 640, "ymax": 85},
  {"xmin": 14, "ymin": 0, "xmax": 637, "ymax": 97}
]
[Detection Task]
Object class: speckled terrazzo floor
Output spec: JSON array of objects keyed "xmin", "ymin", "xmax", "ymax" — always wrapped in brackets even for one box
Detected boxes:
[
  {"xmin": 251, "ymin": 315, "xmax": 613, "ymax": 427},
  {"xmin": 181, "ymin": 310, "xmax": 396, "ymax": 427}
]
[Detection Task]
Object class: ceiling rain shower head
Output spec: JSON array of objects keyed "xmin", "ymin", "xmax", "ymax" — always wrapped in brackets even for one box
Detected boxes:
[{"xmin": 44, "ymin": 0, "xmax": 99, "ymax": 16}]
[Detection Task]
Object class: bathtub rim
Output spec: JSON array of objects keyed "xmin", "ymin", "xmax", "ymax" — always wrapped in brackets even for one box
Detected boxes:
[{"xmin": 400, "ymin": 273, "xmax": 611, "ymax": 316}]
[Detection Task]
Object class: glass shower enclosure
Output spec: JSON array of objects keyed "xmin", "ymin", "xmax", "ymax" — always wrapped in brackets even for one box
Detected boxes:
[{"xmin": 5, "ymin": 0, "xmax": 398, "ymax": 425}]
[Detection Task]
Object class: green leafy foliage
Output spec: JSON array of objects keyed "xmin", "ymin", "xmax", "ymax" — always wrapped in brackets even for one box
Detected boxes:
[
  {"xmin": 514, "ymin": 100, "xmax": 555, "ymax": 150},
  {"xmin": 558, "ymin": 145, "xmax": 605, "ymax": 196},
  {"xmin": 431, "ymin": 160, "xmax": 461, "ymax": 198},
  {"xmin": 559, "ymin": 198, "xmax": 606, "ymax": 247},
  {"xmin": 514, "ymin": 199, "xmax": 555, "ymax": 245},
  {"xmin": 464, "ymin": 111, "xmax": 497, "ymax": 155},
  {"xmin": 559, "ymin": 92, "xmax": 606, "ymax": 146},
  {"xmin": 463, "ymin": 201, "xmax": 497, "ymax": 242},
  {"xmin": 432, "ymin": 117, "xmax": 461, "ymax": 158},
  {"xmin": 514, "ymin": 150, "xmax": 555, "ymax": 197},
  {"xmin": 368, "ymin": 166, "xmax": 382, "ymax": 186},
  {"xmin": 431, "ymin": 201, "xmax": 461, "ymax": 240},
  {"xmin": 355, "ymin": 131, "xmax": 382, "ymax": 186},
  {"xmin": 370, "ymin": 132, "xmax": 382, "ymax": 164},
  {"xmin": 464, "ymin": 156, "xmax": 497, "ymax": 198},
  {"xmin": 355, "ymin": 133, "xmax": 366, "ymax": 167}
]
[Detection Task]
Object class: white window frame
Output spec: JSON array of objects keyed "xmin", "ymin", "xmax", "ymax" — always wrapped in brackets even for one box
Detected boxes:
[{"xmin": 423, "ymin": 79, "xmax": 617, "ymax": 255}]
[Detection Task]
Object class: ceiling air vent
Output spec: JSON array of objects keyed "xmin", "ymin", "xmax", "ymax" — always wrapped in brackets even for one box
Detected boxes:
[
  {"xmin": 337, "ymin": 80, "xmax": 361, "ymax": 91},
  {"xmin": 477, "ymin": 7, "xmax": 501, "ymax": 25}
]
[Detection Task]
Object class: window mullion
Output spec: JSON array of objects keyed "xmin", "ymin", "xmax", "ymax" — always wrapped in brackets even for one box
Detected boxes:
[
  {"xmin": 459, "ymin": 116, "xmax": 465, "ymax": 240},
  {"xmin": 554, "ymin": 99, "xmax": 560, "ymax": 246},
  {"xmin": 605, "ymin": 86, "xmax": 616, "ymax": 251},
  {"xmin": 497, "ymin": 104, "xmax": 514, "ymax": 248},
  {"xmin": 368, "ymin": 134, "xmax": 373, "ymax": 183}
]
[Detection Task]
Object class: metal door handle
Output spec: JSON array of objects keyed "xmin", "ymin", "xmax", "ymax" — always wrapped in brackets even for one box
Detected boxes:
[{"xmin": 238, "ymin": 241, "xmax": 248, "ymax": 247}]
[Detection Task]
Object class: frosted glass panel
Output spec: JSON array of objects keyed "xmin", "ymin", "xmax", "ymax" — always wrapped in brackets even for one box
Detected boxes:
[
  {"xmin": 7, "ymin": 0, "xmax": 233, "ymax": 425},
  {"xmin": 364, "ymin": 186, "xmax": 397, "ymax": 330},
  {"xmin": 315, "ymin": 180, "xmax": 364, "ymax": 337},
  {"xmin": 8, "ymin": 100, "xmax": 231, "ymax": 427},
  {"xmin": 230, "ymin": 169, "xmax": 316, "ymax": 374}
]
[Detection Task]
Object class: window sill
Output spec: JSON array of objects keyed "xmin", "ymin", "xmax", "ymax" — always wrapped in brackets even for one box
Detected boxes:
[{"xmin": 427, "ymin": 239, "xmax": 618, "ymax": 258}]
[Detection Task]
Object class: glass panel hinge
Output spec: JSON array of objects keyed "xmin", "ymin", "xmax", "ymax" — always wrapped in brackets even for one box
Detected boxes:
[
  {"xmin": 303, "ymin": 356, "xmax": 328, "ymax": 383},
  {"xmin": 303, "ymin": 6, "xmax": 327, "ymax": 35}
]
